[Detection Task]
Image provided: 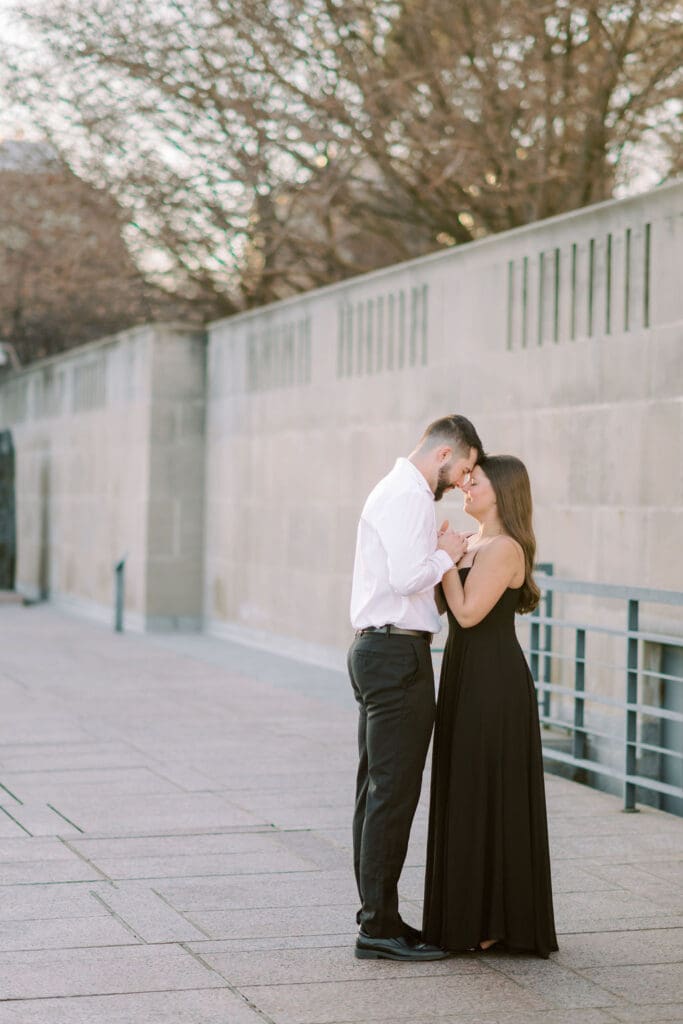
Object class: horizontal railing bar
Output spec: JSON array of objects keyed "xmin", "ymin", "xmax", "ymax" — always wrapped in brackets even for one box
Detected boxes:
[
  {"xmin": 541, "ymin": 748, "xmax": 626, "ymax": 780},
  {"xmin": 628, "ymin": 702, "xmax": 683, "ymax": 723},
  {"xmin": 524, "ymin": 616, "xmax": 683, "ymax": 646},
  {"xmin": 539, "ymin": 716, "xmax": 623, "ymax": 743},
  {"xmin": 640, "ymin": 669, "xmax": 683, "ymax": 684},
  {"xmin": 534, "ymin": 682, "xmax": 677, "ymax": 719},
  {"xmin": 541, "ymin": 748, "xmax": 683, "ymax": 798},
  {"xmin": 535, "ymin": 576, "xmax": 683, "ymax": 606},
  {"xmin": 626, "ymin": 774, "xmax": 683, "ymax": 798},
  {"xmin": 523, "ymin": 646, "xmax": 648, "ymax": 676},
  {"xmin": 634, "ymin": 741, "xmax": 683, "ymax": 760}
]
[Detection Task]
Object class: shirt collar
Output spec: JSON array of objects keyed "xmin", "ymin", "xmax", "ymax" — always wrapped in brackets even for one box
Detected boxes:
[{"xmin": 395, "ymin": 457, "xmax": 435, "ymax": 499}]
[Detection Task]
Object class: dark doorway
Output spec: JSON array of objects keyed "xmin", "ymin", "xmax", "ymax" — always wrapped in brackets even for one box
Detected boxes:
[{"xmin": 0, "ymin": 430, "xmax": 16, "ymax": 590}]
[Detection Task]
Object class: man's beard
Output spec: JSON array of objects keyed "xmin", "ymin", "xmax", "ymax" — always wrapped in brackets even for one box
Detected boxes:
[{"xmin": 434, "ymin": 465, "xmax": 453, "ymax": 502}]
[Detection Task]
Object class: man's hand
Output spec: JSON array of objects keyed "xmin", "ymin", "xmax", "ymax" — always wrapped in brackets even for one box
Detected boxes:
[{"xmin": 437, "ymin": 528, "xmax": 468, "ymax": 563}]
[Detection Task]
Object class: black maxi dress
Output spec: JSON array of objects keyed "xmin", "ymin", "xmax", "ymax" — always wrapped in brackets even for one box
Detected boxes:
[{"xmin": 422, "ymin": 568, "xmax": 558, "ymax": 958}]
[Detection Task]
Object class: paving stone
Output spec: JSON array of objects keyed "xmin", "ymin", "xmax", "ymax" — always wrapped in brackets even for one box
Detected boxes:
[
  {"xmin": 1, "ymin": 605, "xmax": 682, "ymax": 1024},
  {"xmin": 554, "ymin": 928, "xmax": 683, "ymax": 968},
  {"xmin": 582, "ymin": 963, "xmax": 683, "ymax": 1004},
  {"xmin": 188, "ymin": 934, "xmax": 357, "ymax": 954},
  {"xmin": 0, "ymin": 718, "xmax": 90, "ymax": 746},
  {"xmin": 0, "ymin": 944, "xmax": 225, "ymax": 999},
  {"xmin": 44, "ymin": 793, "xmax": 267, "ymax": 835},
  {"xmin": 0, "ymin": 988, "xmax": 263, "ymax": 1023},
  {"xmin": 553, "ymin": 890, "xmax": 682, "ymax": 931},
  {"xmin": 212, "ymin": 769, "xmax": 351, "ymax": 793},
  {"xmin": 579, "ymin": 864, "xmax": 683, "ymax": 913},
  {"xmin": 187, "ymin": 904, "xmax": 358, "ymax": 940},
  {"xmin": 0, "ymin": 836, "xmax": 84, "ymax": 861},
  {"xmin": 633, "ymin": 861, "xmax": 683, "ymax": 886},
  {"xmin": 141, "ymin": 761, "xmax": 220, "ymax": 792},
  {"xmin": 0, "ymin": 883, "xmax": 113, "ymax": 921},
  {"xmin": 95, "ymin": 883, "xmax": 209, "ymax": 942},
  {"xmin": 558, "ymin": 914, "xmax": 683, "ymax": 934},
  {"xmin": 550, "ymin": 832, "xmax": 683, "ymax": 862},
  {"xmin": 0, "ymin": 813, "xmax": 26, "ymax": 838},
  {"xmin": 238, "ymin": 973, "xmax": 550, "ymax": 1023},
  {"xmin": 0, "ymin": 852, "xmax": 103, "ymax": 885},
  {"xmin": 0, "ymin": 767, "xmax": 182, "ymax": 801},
  {"xmin": 156, "ymin": 868, "xmax": 357, "ymax": 911},
  {"xmin": 201, "ymin": 944, "xmax": 484, "ymax": 985},
  {"xmin": 0, "ymin": 801, "xmax": 84, "ymax": 837},
  {"xmin": 80, "ymin": 848, "xmax": 317, "ymax": 880},
  {"xmin": 332, "ymin": 1013, "xmax": 617, "ymax": 1024},
  {"xmin": 0, "ymin": 912, "xmax": 137, "ymax": 951},
  {"xmin": 0, "ymin": 741, "xmax": 146, "ymax": 772},
  {"xmin": 70, "ymin": 829, "xmax": 290, "ymax": 861},
  {"xmin": 548, "ymin": 810, "xmax": 683, "ymax": 838},
  {"xmin": 275, "ymin": 830, "xmax": 353, "ymax": 870},
  {"xmin": 605, "ymin": 1006, "xmax": 683, "ymax": 1022},
  {"xmin": 485, "ymin": 958, "xmax": 620, "ymax": 1009},
  {"xmin": 549, "ymin": 861, "xmax": 624, "ymax": 894},
  {"xmin": 230, "ymin": 804, "xmax": 354, "ymax": 830}
]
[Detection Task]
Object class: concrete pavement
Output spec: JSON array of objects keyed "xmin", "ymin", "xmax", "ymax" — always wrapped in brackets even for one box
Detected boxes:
[{"xmin": 0, "ymin": 604, "xmax": 681, "ymax": 1023}]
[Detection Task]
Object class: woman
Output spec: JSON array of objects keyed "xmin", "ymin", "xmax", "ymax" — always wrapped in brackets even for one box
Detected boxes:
[{"xmin": 422, "ymin": 455, "xmax": 558, "ymax": 958}]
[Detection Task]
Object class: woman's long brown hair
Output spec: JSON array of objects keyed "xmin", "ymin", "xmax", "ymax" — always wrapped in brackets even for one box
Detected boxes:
[{"xmin": 479, "ymin": 455, "xmax": 540, "ymax": 614}]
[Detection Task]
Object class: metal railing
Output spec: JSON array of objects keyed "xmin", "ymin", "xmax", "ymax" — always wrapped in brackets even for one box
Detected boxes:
[
  {"xmin": 526, "ymin": 571, "xmax": 683, "ymax": 814},
  {"xmin": 433, "ymin": 570, "xmax": 683, "ymax": 814}
]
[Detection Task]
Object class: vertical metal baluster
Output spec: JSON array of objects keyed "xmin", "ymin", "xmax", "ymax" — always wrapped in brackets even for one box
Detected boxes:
[
  {"xmin": 624, "ymin": 598, "xmax": 639, "ymax": 811},
  {"xmin": 114, "ymin": 558, "xmax": 125, "ymax": 633},
  {"xmin": 530, "ymin": 609, "xmax": 540, "ymax": 708},
  {"xmin": 573, "ymin": 628, "xmax": 586, "ymax": 760},
  {"xmin": 542, "ymin": 568, "xmax": 554, "ymax": 719}
]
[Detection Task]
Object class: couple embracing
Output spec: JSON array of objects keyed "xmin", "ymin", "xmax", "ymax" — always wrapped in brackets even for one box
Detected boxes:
[{"xmin": 348, "ymin": 414, "xmax": 558, "ymax": 961}]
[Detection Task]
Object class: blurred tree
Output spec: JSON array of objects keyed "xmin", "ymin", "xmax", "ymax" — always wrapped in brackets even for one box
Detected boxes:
[
  {"xmin": 5, "ymin": 0, "xmax": 682, "ymax": 316},
  {"xmin": 0, "ymin": 140, "xmax": 195, "ymax": 364}
]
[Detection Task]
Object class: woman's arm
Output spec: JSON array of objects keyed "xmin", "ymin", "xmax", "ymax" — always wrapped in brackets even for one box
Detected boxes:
[{"xmin": 442, "ymin": 537, "xmax": 523, "ymax": 628}]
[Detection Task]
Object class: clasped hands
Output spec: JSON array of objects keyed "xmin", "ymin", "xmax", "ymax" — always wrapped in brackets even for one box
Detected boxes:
[{"xmin": 437, "ymin": 520, "xmax": 469, "ymax": 564}]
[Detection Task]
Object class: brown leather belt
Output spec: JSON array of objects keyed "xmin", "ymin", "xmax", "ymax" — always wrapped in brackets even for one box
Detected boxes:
[{"xmin": 355, "ymin": 625, "xmax": 433, "ymax": 642}]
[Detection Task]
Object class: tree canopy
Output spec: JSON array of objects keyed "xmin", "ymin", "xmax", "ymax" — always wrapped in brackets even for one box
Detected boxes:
[{"xmin": 5, "ymin": 0, "xmax": 682, "ymax": 318}]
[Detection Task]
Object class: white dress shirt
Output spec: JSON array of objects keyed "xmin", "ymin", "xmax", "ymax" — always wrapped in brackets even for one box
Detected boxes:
[{"xmin": 350, "ymin": 457, "xmax": 454, "ymax": 633}]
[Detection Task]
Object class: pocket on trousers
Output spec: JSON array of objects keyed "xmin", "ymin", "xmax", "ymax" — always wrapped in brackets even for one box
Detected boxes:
[{"xmin": 352, "ymin": 640, "xmax": 421, "ymax": 694}]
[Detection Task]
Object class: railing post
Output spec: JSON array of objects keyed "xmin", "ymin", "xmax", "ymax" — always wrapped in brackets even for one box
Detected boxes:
[
  {"xmin": 542, "ymin": 566, "xmax": 554, "ymax": 719},
  {"xmin": 530, "ymin": 610, "xmax": 540, "ymax": 698},
  {"xmin": 573, "ymin": 628, "xmax": 586, "ymax": 760},
  {"xmin": 114, "ymin": 558, "xmax": 125, "ymax": 633},
  {"xmin": 624, "ymin": 598, "xmax": 639, "ymax": 812}
]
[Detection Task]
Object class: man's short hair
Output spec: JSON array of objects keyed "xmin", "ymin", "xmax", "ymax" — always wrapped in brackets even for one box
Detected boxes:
[{"xmin": 420, "ymin": 415, "xmax": 485, "ymax": 462}]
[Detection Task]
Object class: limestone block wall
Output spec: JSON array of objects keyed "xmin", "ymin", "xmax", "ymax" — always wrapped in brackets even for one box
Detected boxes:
[
  {"xmin": 204, "ymin": 181, "xmax": 683, "ymax": 666},
  {"xmin": 0, "ymin": 323, "xmax": 206, "ymax": 629}
]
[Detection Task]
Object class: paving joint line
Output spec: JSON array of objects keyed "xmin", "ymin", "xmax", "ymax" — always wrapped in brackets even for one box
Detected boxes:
[
  {"xmin": 0, "ymin": 804, "xmax": 32, "ymax": 835},
  {"xmin": 89, "ymin": 890, "xmax": 147, "ymax": 944},
  {"xmin": 58, "ymin": 836, "xmax": 112, "ymax": 880},
  {"xmin": 0, "ymin": 782, "xmax": 23, "ymax": 804},
  {"xmin": 47, "ymin": 803, "xmax": 85, "ymax": 832},
  {"xmin": 180, "ymin": 942, "xmax": 279, "ymax": 1024},
  {"xmin": 0, "ymin": 984, "xmax": 236, "ymax": 1004},
  {"xmin": 150, "ymin": 886, "xmax": 214, "ymax": 939}
]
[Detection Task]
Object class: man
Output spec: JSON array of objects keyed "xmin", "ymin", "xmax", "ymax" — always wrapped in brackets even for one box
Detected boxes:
[{"xmin": 348, "ymin": 414, "xmax": 484, "ymax": 961}]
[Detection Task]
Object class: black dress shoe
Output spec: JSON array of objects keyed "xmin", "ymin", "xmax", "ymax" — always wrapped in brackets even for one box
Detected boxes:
[{"xmin": 355, "ymin": 930, "xmax": 448, "ymax": 961}]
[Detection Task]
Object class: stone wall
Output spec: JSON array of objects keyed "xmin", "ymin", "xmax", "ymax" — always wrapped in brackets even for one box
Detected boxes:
[
  {"xmin": 0, "ymin": 323, "xmax": 206, "ymax": 629},
  {"xmin": 0, "ymin": 183, "xmax": 681, "ymax": 663},
  {"xmin": 204, "ymin": 181, "xmax": 683, "ymax": 665}
]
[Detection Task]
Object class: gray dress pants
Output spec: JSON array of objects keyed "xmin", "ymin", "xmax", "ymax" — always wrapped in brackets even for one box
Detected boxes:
[{"xmin": 347, "ymin": 631, "xmax": 436, "ymax": 937}]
